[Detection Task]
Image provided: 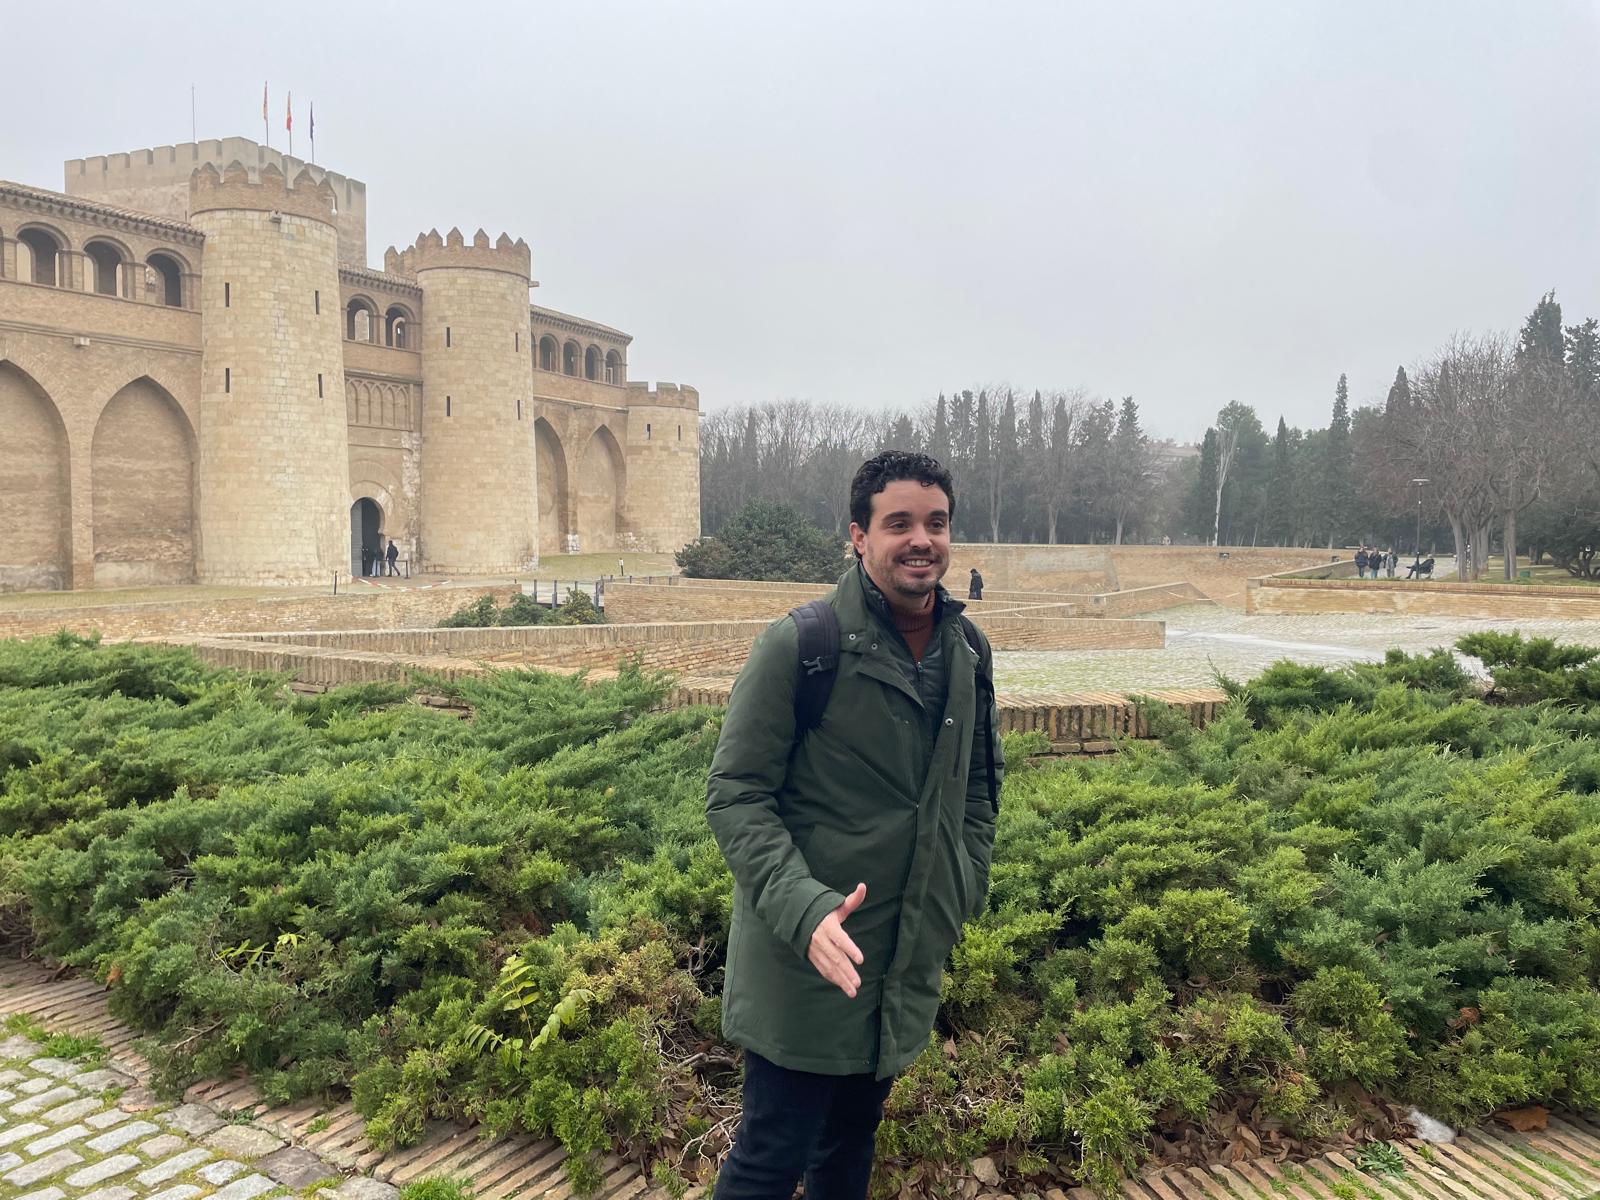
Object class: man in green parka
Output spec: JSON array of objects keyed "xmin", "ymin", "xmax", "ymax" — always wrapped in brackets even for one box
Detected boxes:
[{"xmin": 706, "ymin": 451, "xmax": 1004, "ymax": 1199}]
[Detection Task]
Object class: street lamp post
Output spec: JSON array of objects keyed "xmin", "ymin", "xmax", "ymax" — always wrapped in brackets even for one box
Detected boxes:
[{"xmin": 1410, "ymin": 478, "xmax": 1429, "ymax": 561}]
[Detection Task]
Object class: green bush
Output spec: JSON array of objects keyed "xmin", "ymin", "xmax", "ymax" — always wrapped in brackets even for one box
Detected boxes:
[
  {"xmin": 2, "ymin": 633, "xmax": 1599, "ymax": 1196},
  {"xmin": 676, "ymin": 500, "xmax": 844, "ymax": 583},
  {"xmin": 438, "ymin": 590, "xmax": 604, "ymax": 629}
]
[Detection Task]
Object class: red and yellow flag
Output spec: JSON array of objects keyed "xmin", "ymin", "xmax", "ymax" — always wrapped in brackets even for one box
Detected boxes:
[{"xmin": 286, "ymin": 92, "xmax": 293, "ymax": 132}]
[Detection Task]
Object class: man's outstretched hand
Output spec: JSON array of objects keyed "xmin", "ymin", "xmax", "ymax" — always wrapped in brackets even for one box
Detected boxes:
[{"xmin": 808, "ymin": 883, "xmax": 867, "ymax": 997}]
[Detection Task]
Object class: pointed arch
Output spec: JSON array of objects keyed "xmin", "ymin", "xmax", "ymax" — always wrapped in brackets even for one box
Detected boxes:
[
  {"xmin": 0, "ymin": 360, "xmax": 71, "ymax": 591},
  {"xmin": 535, "ymin": 417, "xmax": 570, "ymax": 556},
  {"xmin": 575, "ymin": 424, "xmax": 626, "ymax": 550},
  {"xmin": 91, "ymin": 377, "xmax": 197, "ymax": 585}
]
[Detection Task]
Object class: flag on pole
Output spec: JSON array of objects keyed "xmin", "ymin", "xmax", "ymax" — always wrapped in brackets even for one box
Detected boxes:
[
  {"xmin": 262, "ymin": 81, "xmax": 267, "ymax": 122},
  {"xmin": 286, "ymin": 92, "xmax": 293, "ymax": 132},
  {"xmin": 263, "ymin": 81, "xmax": 269, "ymax": 147},
  {"xmin": 309, "ymin": 102, "xmax": 316, "ymax": 163}
]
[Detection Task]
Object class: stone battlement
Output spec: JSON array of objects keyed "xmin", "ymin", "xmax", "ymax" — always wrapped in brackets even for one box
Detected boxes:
[
  {"xmin": 188, "ymin": 161, "xmax": 336, "ymax": 225},
  {"xmin": 66, "ymin": 137, "xmax": 368, "ymax": 264},
  {"xmin": 625, "ymin": 381, "xmax": 700, "ymax": 410},
  {"xmin": 393, "ymin": 227, "xmax": 530, "ymax": 279}
]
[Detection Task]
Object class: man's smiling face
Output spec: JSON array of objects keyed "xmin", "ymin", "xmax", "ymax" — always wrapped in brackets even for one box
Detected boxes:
[{"xmin": 849, "ymin": 479, "xmax": 952, "ymax": 604}]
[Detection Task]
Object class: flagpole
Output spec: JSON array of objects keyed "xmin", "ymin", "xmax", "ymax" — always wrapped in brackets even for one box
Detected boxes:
[
  {"xmin": 310, "ymin": 102, "xmax": 315, "ymax": 165},
  {"xmin": 288, "ymin": 92, "xmax": 294, "ymax": 159},
  {"xmin": 190, "ymin": 84, "xmax": 196, "ymax": 142},
  {"xmin": 263, "ymin": 81, "xmax": 269, "ymax": 149}
]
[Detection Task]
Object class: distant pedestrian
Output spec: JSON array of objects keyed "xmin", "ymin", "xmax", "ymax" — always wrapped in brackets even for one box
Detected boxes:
[
  {"xmin": 1355, "ymin": 547, "xmax": 1370, "ymax": 579},
  {"xmin": 619, "ymin": 558, "xmax": 626, "ymax": 577},
  {"xmin": 360, "ymin": 544, "xmax": 374, "ymax": 576},
  {"xmin": 386, "ymin": 539, "xmax": 399, "ymax": 576},
  {"xmin": 968, "ymin": 567, "xmax": 984, "ymax": 601},
  {"xmin": 1385, "ymin": 548, "xmax": 1398, "ymax": 578}
]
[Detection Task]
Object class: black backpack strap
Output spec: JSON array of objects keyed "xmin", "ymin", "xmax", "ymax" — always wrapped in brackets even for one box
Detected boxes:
[
  {"xmin": 958, "ymin": 615, "xmax": 1000, "ymax": 813},
  {"xmin": 791, "ymin": 599, "xmax": 840, "ymax": 735}
]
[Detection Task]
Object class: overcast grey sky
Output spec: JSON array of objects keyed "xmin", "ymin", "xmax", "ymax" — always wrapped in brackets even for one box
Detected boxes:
[{"xmin": 9, "ymin": 1, "xmax": 1600, "ymax": 440}]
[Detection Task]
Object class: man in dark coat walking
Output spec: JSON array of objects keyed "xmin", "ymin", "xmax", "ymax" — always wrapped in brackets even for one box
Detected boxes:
[
  {"xmin": 968, "ymin": 566, "xmax": 984, "ymax": 601},
  {"xmin": 385, "ymin": 538, "xmax": 400, "ymax": 577},
  {"xmin": 706, "ymin": 451, "xmax": 1003, "ymax": 1200}
]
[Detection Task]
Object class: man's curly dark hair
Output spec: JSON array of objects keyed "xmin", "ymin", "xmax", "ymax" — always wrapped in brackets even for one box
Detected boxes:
[{"xmin": 849, "ymin": 451, "xmax": 956, "ymax": 532}]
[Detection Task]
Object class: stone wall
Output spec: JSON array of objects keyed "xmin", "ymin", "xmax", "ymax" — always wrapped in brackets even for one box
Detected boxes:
[
  {"xmin": 1095, "ymin": 582, "xmax": 1212, "ymax": 616},
  {"xmin": 414, "ymin": 231, "xmax": 537, "ymax": 573},
  {"xmin": 951, "ymin": 545, "xmax": 1119, "ymax": 591},
  {"xmin": 190, "ymin": 168, "xmax": 350, "ymax": 585},
  {"xmin": 623, "ymin": 384, "xmax": 701, "ymax": 552},
  {"xmin": 1247, "ymin": 577, "xmax": 1600, "ymax": 620},
  {"xmin": 606, "ymin": 581, "xmax": 800, "ymax": 624},
  {"xmin": 0, "ymin": 286, "xmax": 202, "ymax": 592},
  {"xmin": 977, "ymin": 615, "xmax": 1164, "ymax": 651},
  {"xmin": 175, "ymin": 628, "xmax": 1225, "ymax": 752},
  {"xmin": 66, "ymin": 140, "xmax": 369, "ymax": 266},
  {"xmin": 600, "ymin": 581, "xmax": 1164, "ymax": 650},
  {"xmin": 1105, "ymin": 546, "xmax": 1333, "ymax": 604},
  {"xmin": 0, "ymin": 585, "xmax": 523, "ymax": 641}
]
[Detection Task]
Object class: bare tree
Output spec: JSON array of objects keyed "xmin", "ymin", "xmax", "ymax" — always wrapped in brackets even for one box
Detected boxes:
[{"xmin": 1406, "ymin": 335, "xmax": 1510, "ymax": 579}]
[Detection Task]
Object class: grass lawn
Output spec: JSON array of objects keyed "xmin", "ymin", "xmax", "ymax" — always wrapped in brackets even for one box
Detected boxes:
[
  {"xmin": 1472, "ymin": 556, "xmax": 1600, "ymax": 587},
  {"xmin": 515, "ymin": 551, "xmax": 679, "ymax": 580}
]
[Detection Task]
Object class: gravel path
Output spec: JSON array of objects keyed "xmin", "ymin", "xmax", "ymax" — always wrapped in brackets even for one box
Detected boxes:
[{"xmin": 995, "ymin": 603, "xmax": 1600, "ymax": 692}]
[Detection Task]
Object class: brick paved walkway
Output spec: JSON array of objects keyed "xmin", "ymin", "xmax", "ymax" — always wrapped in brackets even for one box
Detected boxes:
[{"xmin": 4, "ymin": 959, "xmax": 1600, "ymax": 1200}]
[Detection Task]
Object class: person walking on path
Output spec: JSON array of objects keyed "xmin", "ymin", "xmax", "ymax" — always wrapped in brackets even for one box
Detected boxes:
[
  {"xmin": 967, "ymin": 566, "xmax": 984, "ymax": 601},
  {"xmin": 1355, "ymin": 547, "xmax": 1370, "ymax": 579},
  {"xmin": 706, "ymin": 451, "xmax": 1004, "ymax": 1200},
  {"xmin": 1385, "ymin": 547, "xmax": 1398, "ymax": 578},
  {"xmin": 385, "ymin": 538, "xmax": 400, "ymax": 576},
  {"xmin": 360, "ymin": 544, "xmax": 374, "ymax": 577}
]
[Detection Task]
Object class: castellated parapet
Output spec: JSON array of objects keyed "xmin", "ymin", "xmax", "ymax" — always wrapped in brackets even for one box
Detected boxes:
[
  {"xmin": 68, "ymin": 138, "xmax": 368, "ymax": 265},
  {"xmin": 189, "ymin": 161, "xmax": 337, "ymax": 225},
  {"xmin": 624, "ymin": 383, "xmax": 701, "ymax": 552},
  {"xmin": 413, "ymin": 227, "xmax": 539, "ymax": 573},
  {"xmin": 191, "ymin": 162, "xmax": 351, "ymax": 585}
]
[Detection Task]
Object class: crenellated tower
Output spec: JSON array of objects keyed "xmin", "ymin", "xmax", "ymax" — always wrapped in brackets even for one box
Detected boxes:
[
  {"xmin": 624, "ymin": 382, "xmax": 701, "ymax": 551},
  {"xmin": 407, "ymin": 227, "xmax": 537, "ymax": 573},
  {"xmin": 189, "ymin": 161, "xmax": 351, "ymax": 584}
]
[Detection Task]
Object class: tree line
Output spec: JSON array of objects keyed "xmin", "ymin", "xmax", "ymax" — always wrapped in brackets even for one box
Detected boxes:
[
  {"xmin": 699, "ymin": 293, "xmax": 1600, "ymax": 579},
  {"xmin": 700, "ymin": 390, "xmax": 1160, "ymax": 546}
]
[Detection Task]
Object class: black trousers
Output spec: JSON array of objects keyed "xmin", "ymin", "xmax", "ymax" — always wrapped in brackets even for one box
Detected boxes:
[{"xmin": 713, "ymin": 1050, "xmax": 896, "ymax": 1200}]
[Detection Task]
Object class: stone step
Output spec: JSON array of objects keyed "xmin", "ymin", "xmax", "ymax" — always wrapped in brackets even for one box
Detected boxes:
[{"xmin": 5, "ymin": 955, "xmax": 1599, "ymax": 1199}]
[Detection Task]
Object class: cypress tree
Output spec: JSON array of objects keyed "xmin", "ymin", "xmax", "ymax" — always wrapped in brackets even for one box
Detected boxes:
[
  {"xmin": 1323, "ymin": 374, "xmax": 1355, "ymax": 546},
  {"xmin": 929, "ymin": 392, "xmax": 950, "ymax": 463},
  {"xmin": 1265, "ymin": 417, "xmax": 1295, "ymax": 546},
  {"xmin": 997, "ymin": 389, "xmax": 1020, "ymax": 541},
  {"xmin": 1189, "ymin": 428, "xmax": 1220, "ymax": 543},
  {"xmin": 975, "ymin": 390, "xmax": 994, "ymax": 540}
]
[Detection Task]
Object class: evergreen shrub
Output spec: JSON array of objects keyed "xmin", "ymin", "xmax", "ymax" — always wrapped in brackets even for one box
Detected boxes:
[{"xmin": 1, "ymin": 632, "xmax": 1598, "ymax": 1196}]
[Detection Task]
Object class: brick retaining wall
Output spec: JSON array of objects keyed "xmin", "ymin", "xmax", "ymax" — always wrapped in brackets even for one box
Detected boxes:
[
  {"xmin": 1247, "ymin": 577, "xmax": 1600, "ymax": 619},
  {"xmin": 0, "ymin": 585, "xmax": 523, "ymax": 641}
]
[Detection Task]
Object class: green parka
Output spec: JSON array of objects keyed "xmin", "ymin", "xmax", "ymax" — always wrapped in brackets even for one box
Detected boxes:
[{"xmin": 705, "ymin": 564, "xmax": 1004, "ymax": 1079}]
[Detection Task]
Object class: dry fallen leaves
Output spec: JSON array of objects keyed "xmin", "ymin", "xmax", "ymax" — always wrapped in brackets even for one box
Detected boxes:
[{"xmin": 1492, "ymin": 1105, "xmax": 1548, "ymax": 1132}]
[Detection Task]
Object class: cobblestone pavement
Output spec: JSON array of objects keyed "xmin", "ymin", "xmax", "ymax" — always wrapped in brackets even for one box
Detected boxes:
[
  {"xmin": 0, "ymin": 1034, "xmax": 385, "ymax": 1200},
  {"xmin": 995, "ymin": 603, "xmax": 1600, "ymax": 693}
]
